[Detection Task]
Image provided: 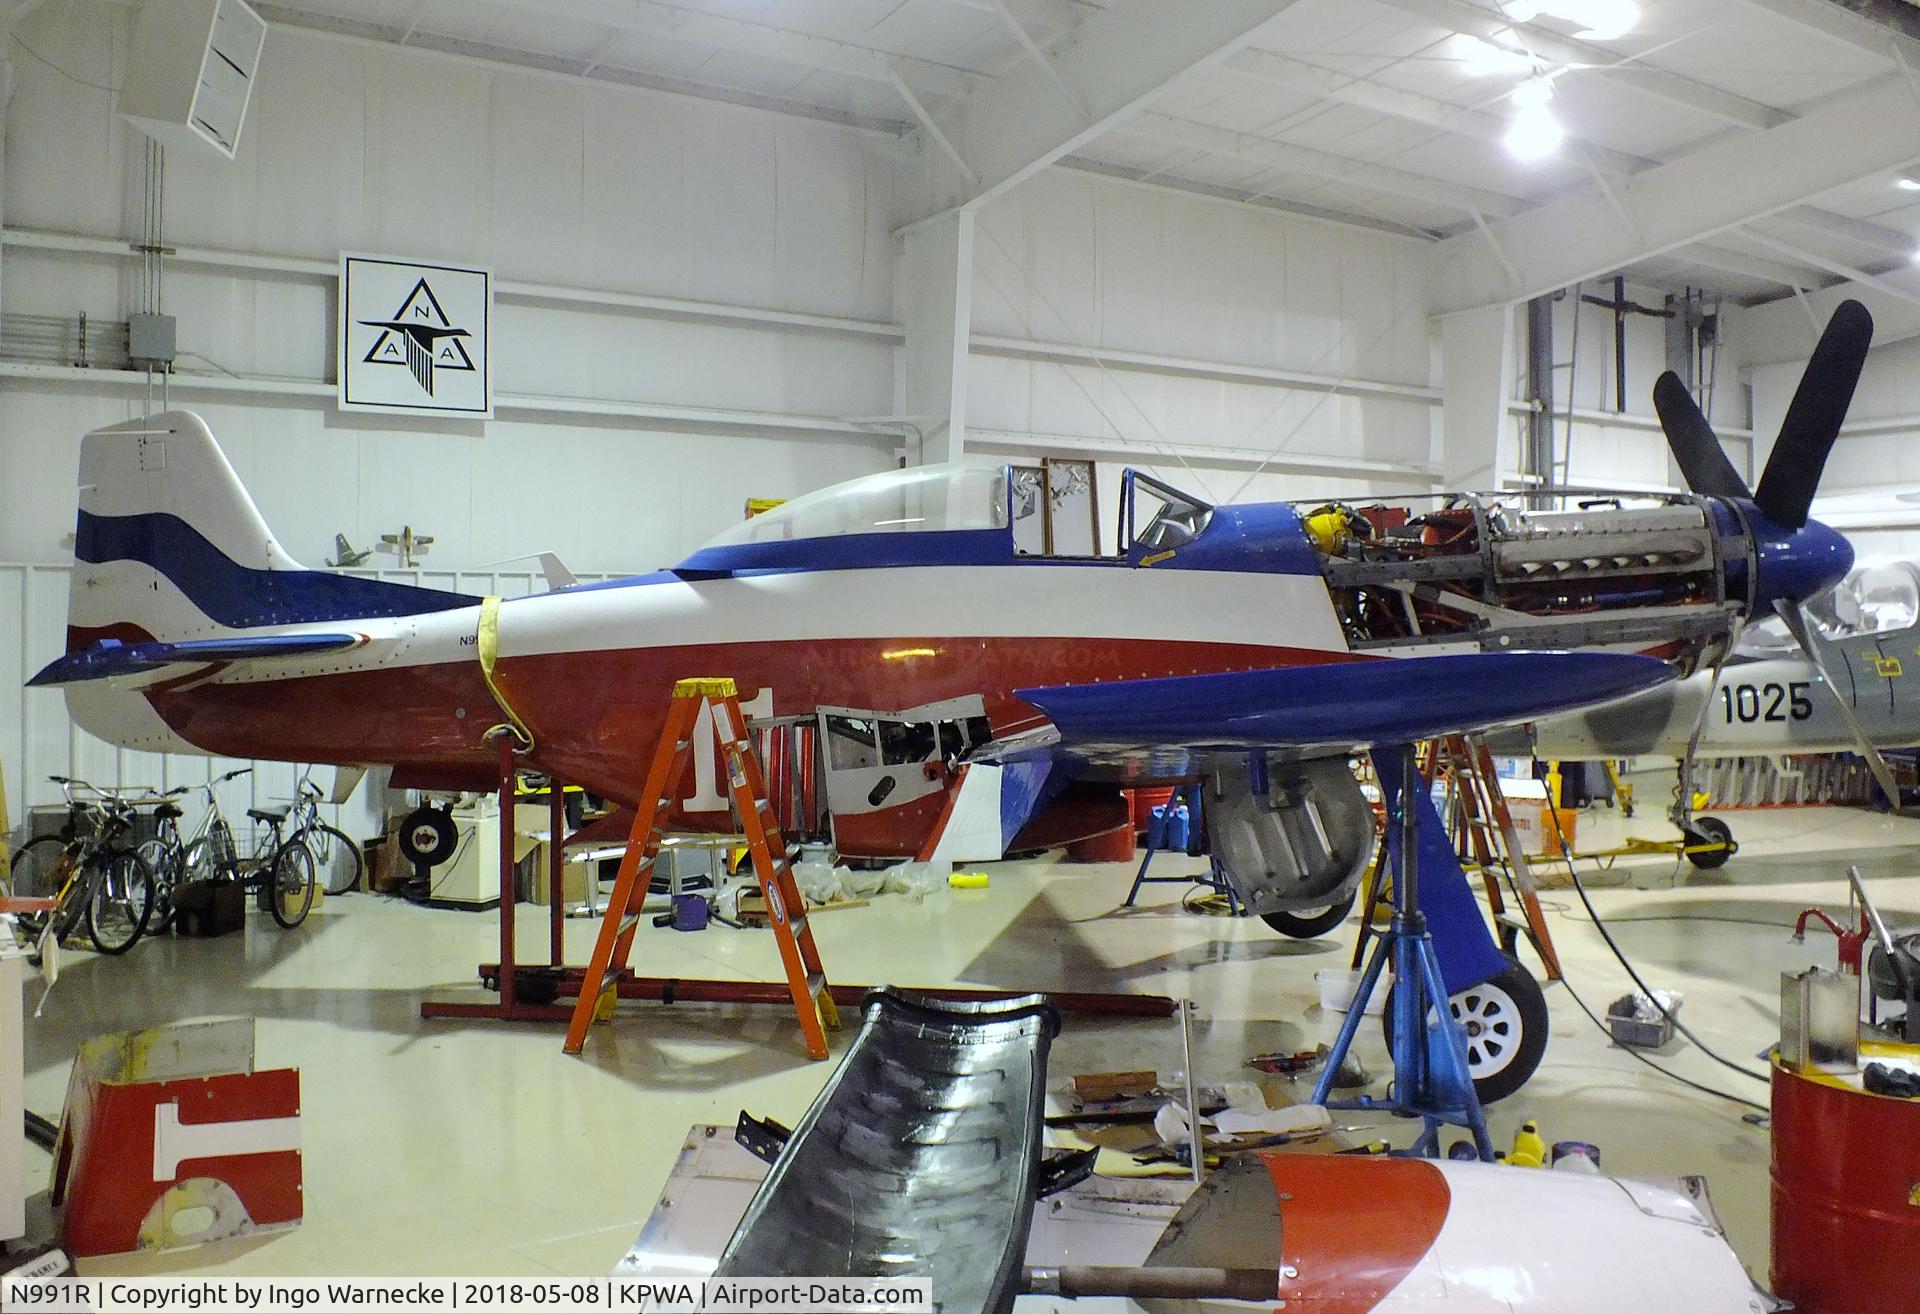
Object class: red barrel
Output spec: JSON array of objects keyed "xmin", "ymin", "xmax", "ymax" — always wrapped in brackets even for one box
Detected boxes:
[
  {"xmin": 1771, "ymin": 1050, "xmax": 1920, "ymax": 1314},
  {"xmin": 1128, "ymin": 787, "xmax": 1176, "ymax": 835},
  {"xmin": 1065, "ymin": 825, "xmax": 1137, "ymax": 863}
]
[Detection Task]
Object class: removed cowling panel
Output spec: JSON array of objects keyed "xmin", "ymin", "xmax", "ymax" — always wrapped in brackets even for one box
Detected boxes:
[{"xmin": 713, "ymin": 989, "xmax": 1061, "ymax": 1314}]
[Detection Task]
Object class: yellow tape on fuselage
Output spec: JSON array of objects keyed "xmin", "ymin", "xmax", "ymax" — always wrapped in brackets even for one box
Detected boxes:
[{"xmin": 477, "ymin": 595, "xmax": 533, "ymax": 747}]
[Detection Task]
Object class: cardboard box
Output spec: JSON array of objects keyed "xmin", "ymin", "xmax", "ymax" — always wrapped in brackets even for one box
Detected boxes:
[
  {"xmin": 1506, "ymin": 799, "xmax": 1579, "ymax": 857},
  {"xmin": 366, "ymin": 836, "xmax": 406, "ymax": 894},
  {"xmin": 527, "ymin": 844, "xmax": 597, "ymax": 906}
]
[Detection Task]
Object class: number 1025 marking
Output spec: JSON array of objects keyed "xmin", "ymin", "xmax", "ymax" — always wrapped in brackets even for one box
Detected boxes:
[{"xmin": 1721, "ymin": 681, "xmax": 1812, "ymax": 724}]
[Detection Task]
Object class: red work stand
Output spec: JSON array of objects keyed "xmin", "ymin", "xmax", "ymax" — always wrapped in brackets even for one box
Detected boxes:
[{"xmin": 421, "ymin": 731, "xmax": 1178, "ymax": 1031}]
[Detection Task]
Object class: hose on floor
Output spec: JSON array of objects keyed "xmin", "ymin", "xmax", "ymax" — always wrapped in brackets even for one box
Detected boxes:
[
  {"xmin": 24, "ymin": 1109, "xmax": 57, "ymax": 1151},
  {"xmin": 1542, "ymin": 802, "xmax": 1770, "ymax": 1086}
]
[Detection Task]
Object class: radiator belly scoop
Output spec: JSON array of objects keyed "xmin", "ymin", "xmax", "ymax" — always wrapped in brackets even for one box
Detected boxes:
[{"xmin": 1206, "ymin": 757, "xmax": 1375, "ymax": 915}]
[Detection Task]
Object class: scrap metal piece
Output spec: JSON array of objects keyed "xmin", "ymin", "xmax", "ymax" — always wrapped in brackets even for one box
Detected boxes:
[
  {"xmin": 733, "ymin": 1111, "xmax": 791, "ymax": 1167},
  {"xmin": 713, "ymin": 989, "xmax": 1061, "ymax": 1314}
]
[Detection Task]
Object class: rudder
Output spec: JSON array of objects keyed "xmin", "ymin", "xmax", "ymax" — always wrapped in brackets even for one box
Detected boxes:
[{"xmin": 68, "ymin": 410, "xmax": 475, "ymax": 649}]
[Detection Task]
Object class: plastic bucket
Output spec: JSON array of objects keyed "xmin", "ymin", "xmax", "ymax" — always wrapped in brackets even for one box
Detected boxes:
[{"xmin": 1316, "ymin": 967, "xmax": 1392, "ymax": 1016}]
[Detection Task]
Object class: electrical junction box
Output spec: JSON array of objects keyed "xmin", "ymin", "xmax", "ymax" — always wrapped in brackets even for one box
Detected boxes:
[
  {"xmin": 127, "ymin": 313, "xmax": 176, "ymax": 369},
  {"xmin": 119, "ymin": 0, "xmax": 267, "ymax": 160}
]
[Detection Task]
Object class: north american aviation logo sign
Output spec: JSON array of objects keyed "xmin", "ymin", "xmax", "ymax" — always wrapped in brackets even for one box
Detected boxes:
[{"xmin": 339, "ymin": 255, "xmax": 492, "ymax": 418}]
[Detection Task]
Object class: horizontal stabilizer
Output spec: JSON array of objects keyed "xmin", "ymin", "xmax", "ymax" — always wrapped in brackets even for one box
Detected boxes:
[
  {"xmin": 1017, "ymin": 651, "xmax": 1674, "ymax": 753},
  {"xmin": 29, "ymin": 632, "xmax": 365, "ymax": 687}
]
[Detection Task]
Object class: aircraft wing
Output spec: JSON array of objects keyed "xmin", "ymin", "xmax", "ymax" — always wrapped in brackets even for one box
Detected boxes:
[
  {"xmin": 1008, "ymin": 650, "xmax": 1675, "ymax": 765},
  {"xmin": 28, "ymin": 632, "xmax": 367, "ymax": 686}
]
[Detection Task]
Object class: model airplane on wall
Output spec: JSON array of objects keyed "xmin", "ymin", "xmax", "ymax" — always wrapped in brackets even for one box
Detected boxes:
[{"xmin": 29, "ymin": 303, "xmax": 1877, "ymax": 947}]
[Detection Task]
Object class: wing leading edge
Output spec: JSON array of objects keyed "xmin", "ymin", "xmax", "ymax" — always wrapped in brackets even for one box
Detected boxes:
[{"xmin": 1014, "ymin": 650, "xmax": 1676, "ymax": 757}]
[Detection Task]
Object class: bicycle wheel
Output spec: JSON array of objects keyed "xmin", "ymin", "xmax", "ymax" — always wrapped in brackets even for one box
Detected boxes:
[
  {"xmin": 268, "ymin": 842, "xmax": 317, "ymax": 928},
  {"xmin": 87, "ymin": 849, "xmax": 154, "ymax": 954},
  {"xmin": 138, "ymin": 838, "xmax": 183, "ymax": 935},
  {"xmin": 308, "ymin": 824, "xmax": 363, "ymax": 895},
  {"xmin": 8, "ymin": 837, "xmax": 73, "ymax": 936}
]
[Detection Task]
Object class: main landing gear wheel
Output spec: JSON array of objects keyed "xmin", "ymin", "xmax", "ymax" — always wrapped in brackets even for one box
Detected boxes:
[
  {"xmin": 1382, "ymin": 954, "xmax": 1549, "ymax": 1105},
  {"xmin": 1683, "ymin": 816, "xmax": 1735, "ymax": 870},
  {"xmin": 397, "ymin": 807, "xmax": 458, "ymax": 868},
  {"xmin": 1260, "ymin": 891, "xmax": 1357, "ymax": 939}
]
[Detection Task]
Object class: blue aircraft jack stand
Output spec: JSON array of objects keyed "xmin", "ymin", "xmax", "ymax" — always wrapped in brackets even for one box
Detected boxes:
[
  {"xmin": 1309, "ymin": 746, "xmax": 1496, "ymax": 1161},
  {"xmin": 1123, "ymin": 784, "xmax": 1242, "ymax": 914}
]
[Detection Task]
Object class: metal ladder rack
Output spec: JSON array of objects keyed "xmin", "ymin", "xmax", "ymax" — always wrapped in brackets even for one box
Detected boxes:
[{"xmin": 563, "ymin": 678, "xmax": 841, "ymax": 1059}]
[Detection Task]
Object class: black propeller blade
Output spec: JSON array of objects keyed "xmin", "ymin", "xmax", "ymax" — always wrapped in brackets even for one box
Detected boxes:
[
  {"xmin": 1753, "ymin": 298, "xmax": 1873, "ymax": 529},
  {"xmin": 1652, "ymin": 371, "xmax": 1750, "ymax": 499}
]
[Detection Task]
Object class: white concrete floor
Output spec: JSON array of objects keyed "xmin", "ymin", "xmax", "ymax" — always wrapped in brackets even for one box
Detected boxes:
[{"xmin": 18, "ymin": 795, "xmax": 1920, "ymax": 1286}]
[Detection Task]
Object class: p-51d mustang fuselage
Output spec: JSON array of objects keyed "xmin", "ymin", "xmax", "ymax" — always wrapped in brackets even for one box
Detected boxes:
[
  {"xmin": 30, "ymin": 420, "xmax": 1844, "ymax": 926},
  {"xmin": 32, "ymin": 302, "xmax": 1875, "ymax": 927}
]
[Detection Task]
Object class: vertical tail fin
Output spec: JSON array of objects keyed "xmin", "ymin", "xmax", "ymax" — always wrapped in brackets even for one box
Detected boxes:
[{"xmin": 67, "ymin": 410, "xmax": 475, "ymax": 651}]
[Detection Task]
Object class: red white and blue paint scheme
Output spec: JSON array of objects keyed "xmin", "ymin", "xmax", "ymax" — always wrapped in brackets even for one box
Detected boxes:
[{"xmin": 30, "ymin": 307, "xmax": 1875, "ymax": 939}]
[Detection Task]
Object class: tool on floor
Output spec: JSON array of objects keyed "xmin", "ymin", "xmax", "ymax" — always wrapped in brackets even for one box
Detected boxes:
[
  {"xmin": 1246, "ymin": 1050, "xmax": 1319, "ymax": 1077},
  {"xmin": 565, "ymin": 678, "xmax": 840, "ymax": 1059}
]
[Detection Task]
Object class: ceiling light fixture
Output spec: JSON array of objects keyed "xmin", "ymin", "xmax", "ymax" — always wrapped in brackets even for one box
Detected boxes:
[
  {"xmin": 1455, "ymin": 32, "xmax": 1536, "ymax": 77},
  {"xmin": 1506, "ymin": 0, "xmax": 1640, "ymax": 41},
  {"xmin": 1505, "ymin": 79, "xmax": 1564, "ymax": 161}
]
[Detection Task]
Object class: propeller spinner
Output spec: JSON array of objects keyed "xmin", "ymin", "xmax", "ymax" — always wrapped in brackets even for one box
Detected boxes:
[{"xmin": 1651, "ymin": 298, "xmax": 1898, "ymax": 808}]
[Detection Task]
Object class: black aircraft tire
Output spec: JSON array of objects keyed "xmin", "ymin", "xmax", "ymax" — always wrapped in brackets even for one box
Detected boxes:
[
  {"xmin": 1684, "ymin": 816, "xmax": 1735, "ymax": 869},
  {"xmin": 1259, "ymin": 892, "xmax": 1357, "ymax": 939},
  {"xmin": 1382, "ymin": 954, "xmax": 1549, "ymax": 1105},
  {"xmin": 397, "ymin": 807, "xmax": 459, "ymax": 868}
]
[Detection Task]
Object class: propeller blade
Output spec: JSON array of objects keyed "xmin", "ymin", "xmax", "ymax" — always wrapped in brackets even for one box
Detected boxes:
[
  {"xmin": 1775, "ymin": 599, "xmax": 1903, "ymax": 810},
  {"xmin": 1754, "ymin": 300, "xmax": 1873, "ymax": 529},
  {"xmin": 1652, "ymin": 371, "xmax": 1750, "ymax": 499}
]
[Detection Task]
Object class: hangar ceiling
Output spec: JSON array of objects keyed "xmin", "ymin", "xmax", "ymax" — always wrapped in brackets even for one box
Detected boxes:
[{"xmin": 180, "ymin": 0, "xmax": 1920, "ymax": 310}]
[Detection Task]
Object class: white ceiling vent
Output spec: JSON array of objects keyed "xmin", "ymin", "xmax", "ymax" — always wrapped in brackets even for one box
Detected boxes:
[{"xmin": 120, "ymin": 0, "xmax": 268, "ymax": 160}]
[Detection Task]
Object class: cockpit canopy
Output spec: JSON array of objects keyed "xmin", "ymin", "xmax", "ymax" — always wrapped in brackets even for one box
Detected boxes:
[
  {"xmin": 686, "ymin": 462, "xmax": 1218, "ymax": 567},
  {"xmin": 697, "ymin": 463, "xmax": 1011, "ymax": 549}
]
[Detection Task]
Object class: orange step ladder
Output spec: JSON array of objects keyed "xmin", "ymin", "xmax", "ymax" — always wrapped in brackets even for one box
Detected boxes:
[
  {"xmin": 1354, "ymin": 736, "xmax": 1562, "ymax": 982},
  {"xmin": 1442, "ymin": 734, "xmax": 1563, "ymax": 981},
  {"xmin": 563, "ymin": 678, "xmax": 841, "ymax": 1058}
]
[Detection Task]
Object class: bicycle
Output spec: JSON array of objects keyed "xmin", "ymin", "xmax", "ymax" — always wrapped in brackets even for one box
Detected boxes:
[
  {"xmin": 288, "ymin": 776, "xmax": 364, "ymax": 896},
  {"xmin": 179, "ymin": 774, "xmax": 319, "ymax": 928},
  {"xmin": 7, "ymin": 776, "xmax": 156, "ymax": 954},
  {"xmin": 139, "ymin": 767, "xmax": 251, "ymax": 933}
]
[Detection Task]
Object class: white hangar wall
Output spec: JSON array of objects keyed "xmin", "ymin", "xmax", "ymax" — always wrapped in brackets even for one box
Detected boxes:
[
  {"xmin": 0, "ymin": 3, "xmax": 900, "ymax": 577},
  {"xmin": 1792, "ymin": 334, "xmax": 1920, "ymax": 561},
  {"xmin": 967, "ymin": 168, "xmax": 1442, "ymax": 530},
  {"xmin": 1505, "ymin": 281, "xmax": 1752, "ymax": 494},
  {"xmin": 0, "ymin": 2, "xmax": 901, "ymax": 821}
]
